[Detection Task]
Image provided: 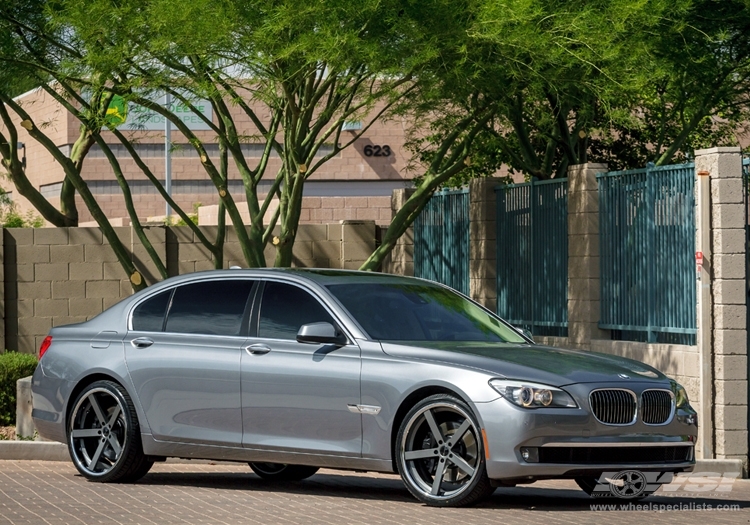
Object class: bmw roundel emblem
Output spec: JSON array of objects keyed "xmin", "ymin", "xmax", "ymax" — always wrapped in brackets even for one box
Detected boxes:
[{"xmin": 618, "ymin": 373, "xmax": 630, "ymax": 379}]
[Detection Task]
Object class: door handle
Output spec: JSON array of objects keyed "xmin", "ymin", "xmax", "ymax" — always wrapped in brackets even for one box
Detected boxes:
[
  {"xmin": 131, "ymin": 337, "xmax": 154, "ymax": 349},
  {"xmin": 244, "ymin": 344, "xmax": 272, "ymax": 355}
]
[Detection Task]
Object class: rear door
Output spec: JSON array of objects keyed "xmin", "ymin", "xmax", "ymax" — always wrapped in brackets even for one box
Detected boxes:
[
  {"xmin": 240, "ymin": 280, "xmax": 362, "ymax": 456},
  {"xmin": 125, "ymin": 279, "xmax": 255, "ymax": 446}
]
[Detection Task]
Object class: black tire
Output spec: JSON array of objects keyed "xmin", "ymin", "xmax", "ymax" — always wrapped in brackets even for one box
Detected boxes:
[
  {"xmin": 395, "ymin": 394, "xmax": 495, "ymax": 507},
  {"xmin": 576, "ymin": 473, "xmax": 658, "ymax": 500},
  {"xmin": 67, "ymin": 380, "xmax": 150, "ymax": 483},
  {"xmin": 249, "ymin": 463, "xmax": 320, "ymax": 481}
]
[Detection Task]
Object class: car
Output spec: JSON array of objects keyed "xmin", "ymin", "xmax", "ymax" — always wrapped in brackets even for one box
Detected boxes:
[{"xmin": 31, "ymin": 269, "xmax": 698, "ymax": 506}]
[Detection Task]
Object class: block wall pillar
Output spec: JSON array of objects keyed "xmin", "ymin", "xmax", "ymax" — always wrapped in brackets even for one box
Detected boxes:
[
  {"xmin": 469, "ymin": 178, "xmax": 500, "ymax": 310},
  {"xmin": 567, "ymin": 163, "xmax": 609, "ymax": 350},
  {"xmin": 695, "ymin": 146, "xmax": 747, "ymax": 465}
]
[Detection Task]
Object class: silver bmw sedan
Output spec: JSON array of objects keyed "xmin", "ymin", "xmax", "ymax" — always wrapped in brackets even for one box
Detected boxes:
[{"xmin": 31, "ymin": 269, "xmax": 697, "ymax": 507}]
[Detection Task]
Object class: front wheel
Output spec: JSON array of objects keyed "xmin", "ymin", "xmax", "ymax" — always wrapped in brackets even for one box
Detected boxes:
[
  {"xmin": 249, "ymin": 463, "xmax": 319, "ymax": 481},
  {"xmin": 68, "ymin": 380, "xmax": 152, "ymax": 483},
  {"xmin": 396, "ymin": 394, "xmax": 494, "ymax": 507}
]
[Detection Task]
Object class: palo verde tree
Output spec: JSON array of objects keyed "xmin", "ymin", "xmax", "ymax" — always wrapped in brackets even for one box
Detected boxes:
[
  {"xmin": 591, "ymin": 0, "xmax": 750, "ymax": 169},
  {"xmin": 52, "ymin": 0, "xmax": 429, "ymax": 268},
  {"xmin": 362, "ymin": 0, "xmax": 750, "ymax": 269},
  {"xmin": 0, "ymin": 0, "xmax": 240, "ymax": 286},
  {"xmin": 360, "ymin": 0, "xmax": 672, "ymax": 270}
]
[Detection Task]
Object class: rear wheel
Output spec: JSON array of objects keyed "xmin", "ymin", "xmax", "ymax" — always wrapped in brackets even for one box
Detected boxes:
[
  {"xmin": 68, "ymin": 380, "xmax": 152, "ymax": 483},
  {"xmin": 396, "ymin": 394, "xmax": 494, "ymax": 507},
  {"xmin": 249, "ymin": 463, "xmax": 319, "ymax": 481}
]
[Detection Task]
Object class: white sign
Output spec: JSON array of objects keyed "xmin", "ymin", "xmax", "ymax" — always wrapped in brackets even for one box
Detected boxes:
[{"xmin": 121, "ymin": 94, "xmax": 213, "ymax": 131}]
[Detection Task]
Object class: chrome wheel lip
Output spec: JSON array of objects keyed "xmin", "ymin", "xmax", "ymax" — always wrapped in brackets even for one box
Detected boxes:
[
  {"xmin": 399, "ymin": 401, "xmax": 480, "ymax": 501},
  {"xmin": 68, "ymin": 387, "xmax": 128, "ymax": 477}
]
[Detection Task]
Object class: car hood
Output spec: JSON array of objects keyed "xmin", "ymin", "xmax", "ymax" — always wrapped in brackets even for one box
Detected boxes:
[{"xmin": 380, "ymin": 341, "xmax": 669, "ymax": 387}]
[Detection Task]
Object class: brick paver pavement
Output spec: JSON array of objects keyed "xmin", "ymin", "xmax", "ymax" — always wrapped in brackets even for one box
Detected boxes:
[{"xmin": 0, "ymin": 461, "xmax": 748, "ymax": 524}]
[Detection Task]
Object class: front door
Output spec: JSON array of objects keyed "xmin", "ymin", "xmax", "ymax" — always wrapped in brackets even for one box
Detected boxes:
[
  {"xmin": 241, "ymin": 280, "xmax": 362, "ymax": 456},
  {"xmin": 125, "ymin": 279, "xmax": 255, "ymax": 447}
]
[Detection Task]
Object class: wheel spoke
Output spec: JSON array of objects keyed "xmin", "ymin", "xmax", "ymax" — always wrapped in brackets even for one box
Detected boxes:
[
  {"xmin": 423, "ymin": 410, "xmax": 444, "ymax": 443},
  {"xmin": 404, "ymin": 448, "xmax": 439, "ymax": 461},
  {"xmin": 431, "ymin": 460, "xmax": 448, "ymax": 496},
  {"xmin": 448, "ymin": 454, "xmax": 475, "ymax": 477},
  {"xmin": 107, "ymin": 405, "xmax": 121, "ymax": 428},
  {"xmin": 72, "ymin": 429, "xmax": 100, "ymax": 438},
  {"xmin": 449, "ymin": 419, "xmax": 472, "ymax": 446},
  {"xmin": 88, "ymin": 440, "xmax": 106, "ymax": 470},
  {"xmin": 107, "ymin": 435, "xmax": 122, "ymax": 457},
  {"xmin": 87, "ymin": 394, "xmax": 108, "ymax": 427}
]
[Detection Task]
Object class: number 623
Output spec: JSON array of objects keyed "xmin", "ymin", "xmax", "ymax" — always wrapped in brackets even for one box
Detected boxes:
[{"xmin": 363, "ymin": 145, "xmax": 392, "ymax": 157}]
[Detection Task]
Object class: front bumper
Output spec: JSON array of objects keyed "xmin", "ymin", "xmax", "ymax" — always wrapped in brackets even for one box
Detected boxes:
[{"xmin": 477, "ymin": 382, "xmax": 698, "ymax": 481}]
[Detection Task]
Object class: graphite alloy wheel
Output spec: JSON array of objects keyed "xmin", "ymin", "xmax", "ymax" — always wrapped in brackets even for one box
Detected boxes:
[
  {"xmin": 68, "ymin": 380, "xmax": 152, "ymax": 483},
  {"xmin": 249, "ymin": 463, "xmax": 320, "ymax": 481},
  {"xmin": 396, "ymin": 394, "xmax": 494, "ymax": 507}
]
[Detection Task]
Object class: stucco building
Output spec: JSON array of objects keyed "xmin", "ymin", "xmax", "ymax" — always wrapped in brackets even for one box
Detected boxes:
[{"xmin": 4, "ymin": 87, "xmax": 415, "ymax": 226}]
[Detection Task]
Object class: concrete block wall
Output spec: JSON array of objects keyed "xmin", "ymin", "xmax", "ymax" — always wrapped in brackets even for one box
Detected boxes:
[
  {"xmin": 3, "ymin": 221, "xmax": 376, "ymax": 354},
  {"xmin": 696, "ymin": 147, "xmax": 747, "ymax": 462},
  {"xmin": 469, "ymin": 178, "xmax": 499, "ymax": 310},
  {"xmin": 381, "ymin": 188, "xmax": 414, "ymax": 276},
  {"xmin": 566, "ymin": 163, "xmax": 609, "ymax": 350},
  {"xmin": 3, "ymin": 226, "xmax": 166, "ymax": 354}
]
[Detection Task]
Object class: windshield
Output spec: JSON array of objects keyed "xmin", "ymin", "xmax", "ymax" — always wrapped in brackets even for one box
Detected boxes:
[{"xmin": 326, "ymin": 282, "xmax": 526, "ymax": 343}]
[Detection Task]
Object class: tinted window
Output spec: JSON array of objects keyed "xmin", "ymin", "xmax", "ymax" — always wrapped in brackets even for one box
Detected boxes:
[
  {"xmin": 165, "ymin": 280, "xmax": 254, "ymax": 336},
  {"xmin": 132, "ymin": 290, "xmax": 172, "ymax": 332},
  {"xmin": 259, "ymin": 282, "xmax": 336, "ymax": 340},
  {"xmin": 327, "ymin": 282, "xmax": 526, "ymax": 343}
]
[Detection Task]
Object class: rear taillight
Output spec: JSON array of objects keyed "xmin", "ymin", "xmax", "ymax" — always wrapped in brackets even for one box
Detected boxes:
[{"xmin": 39, "ymin": 336, "xmax": 52, "ymax": 359}]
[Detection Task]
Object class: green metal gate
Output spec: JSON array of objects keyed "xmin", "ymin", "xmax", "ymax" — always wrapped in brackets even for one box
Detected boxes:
[
  {"xmin": 413, "ymin": 189, "xmax": 470, "ymax": 294},
  {"xmin": 598, "ymin": 163, "xmax": 696, "ymax": 344},
  {"xmin": 495, "ymin": 179, "xmax": 568, "ymax": 336}
]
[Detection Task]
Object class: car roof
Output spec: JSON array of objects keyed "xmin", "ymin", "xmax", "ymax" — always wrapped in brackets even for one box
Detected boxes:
[{"xmin": 148, "ymin": 268, "xmax": 428, "ymax": 288}]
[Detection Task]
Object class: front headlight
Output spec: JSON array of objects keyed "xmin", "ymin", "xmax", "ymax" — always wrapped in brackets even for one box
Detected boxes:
[
  {"xmin": 489, "ymin": 379, "xmax": 577, "ymax": 408},
  {"xmin": 672, "ymin": 382, "xmax": 690, "ymax": 408}
]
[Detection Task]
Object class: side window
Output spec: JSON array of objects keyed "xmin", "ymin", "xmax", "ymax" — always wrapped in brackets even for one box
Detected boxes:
[
  {"xmin": 258, "ymin": 281, "xmax": 336, "ymax": 340},
  {"xmin": 165, "ymin": 280, "xmax": 254, "ymax": 336},
  {"xmin": 132, "ymin": 289, "xmax": 172, "ymax": 332}
]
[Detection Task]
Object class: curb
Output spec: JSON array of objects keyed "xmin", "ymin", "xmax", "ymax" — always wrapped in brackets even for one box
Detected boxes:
[
  {"xmin": 0, "ymin": 441, "xmax": 69, "ymax": 461},
  {"xmin": 694, "ymin": 459, "xmax": 745, "ymax": 478},
  {"xmin": 0, "ymin": 441, "xmax": 236, "ymax": 465}
]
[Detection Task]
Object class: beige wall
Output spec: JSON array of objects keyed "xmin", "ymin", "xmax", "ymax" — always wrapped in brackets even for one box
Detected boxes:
[
  {"xmin": 3, "ymin": 88, "xmax": 410, "ymax": 226},
  {"xmin": 2, "ymin": 221, "xmax": 376, "ymax": 355}
]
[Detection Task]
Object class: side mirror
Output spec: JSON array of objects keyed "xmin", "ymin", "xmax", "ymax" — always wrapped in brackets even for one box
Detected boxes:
[
  {"xmin": 514, "ymin": 326, "xmax": 534, "ymax": 343},
  {"xmin": 297, "ymin": 322, "xmax": 347, "ymax": 346}
]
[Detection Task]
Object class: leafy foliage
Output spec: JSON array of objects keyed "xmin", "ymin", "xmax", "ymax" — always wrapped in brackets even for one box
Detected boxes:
[
  {"xmin": 0, "ymin": 188, "xmax": 43, "ymax": 227},
  {"xmin": 0, "ymin": 351, "xmax": 38, "ymax": 426}
]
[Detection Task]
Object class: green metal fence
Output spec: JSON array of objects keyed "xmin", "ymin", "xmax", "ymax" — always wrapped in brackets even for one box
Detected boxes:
[
  {"xmin": 496, "ymin": 179, "xmax": 568, "ymax": 336},
  {"xmin": 413, "ymin": 189, "xmax": 470, "ymax": 295},
  {"xmin": 598, "ymin": 163, "xmax": 696, "ymax": 344}
]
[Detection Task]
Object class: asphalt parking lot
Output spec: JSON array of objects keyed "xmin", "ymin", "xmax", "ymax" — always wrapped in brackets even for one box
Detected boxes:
[{"xmin": 0, "ymin": 461, "xmax": 748, "ymax": 524}]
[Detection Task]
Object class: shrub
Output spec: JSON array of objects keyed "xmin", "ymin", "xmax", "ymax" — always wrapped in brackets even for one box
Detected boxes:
[{"xmin": 0, "ymin": 352, "xmax": 38, "ymax": 426}]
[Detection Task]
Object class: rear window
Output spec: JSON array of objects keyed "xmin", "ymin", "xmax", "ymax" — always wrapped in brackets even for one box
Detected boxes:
[
  {"xmin": 164, "ymin": 280, "xmax": 255, "ymax": 336},
  {"xmin": 132, "ymin": 290, "xmax": 172, "ymax": 332}
]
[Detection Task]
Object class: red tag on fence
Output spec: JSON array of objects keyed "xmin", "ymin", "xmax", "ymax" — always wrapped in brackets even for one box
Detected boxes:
[{"xmin": 696, "ymin": 251, "xmax": 703, "ymax": 266}]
